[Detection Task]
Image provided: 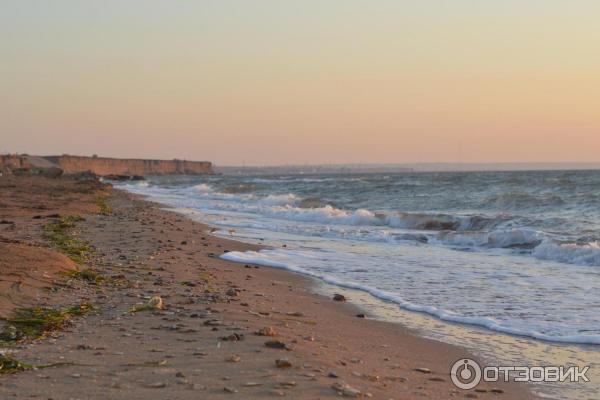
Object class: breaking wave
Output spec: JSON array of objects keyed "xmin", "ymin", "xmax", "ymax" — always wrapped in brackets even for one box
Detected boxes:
[
  {"xmin": 533, "ymin": 240, "xmax": 600, "ymax": 266},
  {"xmin": 170, "ymin": 183, "xmax": 600, "ymax": 266}
]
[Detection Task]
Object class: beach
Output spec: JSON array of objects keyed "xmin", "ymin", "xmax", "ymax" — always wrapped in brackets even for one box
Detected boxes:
[{"xmin": 0, "ymin": 175, "xmax": 536, "ymax": 399}]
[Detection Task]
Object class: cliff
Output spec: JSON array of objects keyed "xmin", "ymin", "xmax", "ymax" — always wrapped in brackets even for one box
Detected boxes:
[
  {"xmin": 44, "ymin": 155, "xmax": 213, "ymax": 176},
  {"xmin": 0, "ymin": 155, "xmax": 30, "ymax": 173},
  {"xmin": 1, "ymin": 155, "xmax": 63, "ymax": 177}
]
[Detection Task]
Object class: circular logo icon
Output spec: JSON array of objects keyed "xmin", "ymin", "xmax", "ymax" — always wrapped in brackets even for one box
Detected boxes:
[{"xmin": 451, "ymin": 358, "xmax": 482, "ymax": 390}]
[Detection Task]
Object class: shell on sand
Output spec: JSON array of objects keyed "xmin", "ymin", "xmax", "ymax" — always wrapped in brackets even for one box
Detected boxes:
[{"xmin": 148, "ymin": 296, "xmax": 164, "ymax": 310}]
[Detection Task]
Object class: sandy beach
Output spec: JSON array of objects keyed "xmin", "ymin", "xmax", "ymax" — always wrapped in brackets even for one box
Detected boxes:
[{"xmin": 0, "ymin": 175, "xmax": 536, "ymax": 399}]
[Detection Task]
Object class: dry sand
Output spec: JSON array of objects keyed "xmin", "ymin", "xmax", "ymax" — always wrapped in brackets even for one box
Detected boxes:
[{"xmin": 0, "ymin": 176, "xmax": 537, "ymax": 399}]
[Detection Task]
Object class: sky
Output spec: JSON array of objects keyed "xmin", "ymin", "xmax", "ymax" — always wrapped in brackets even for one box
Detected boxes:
[{"xmin": 1, "ymin": 1, "xmax": 599, "ymax": 166}]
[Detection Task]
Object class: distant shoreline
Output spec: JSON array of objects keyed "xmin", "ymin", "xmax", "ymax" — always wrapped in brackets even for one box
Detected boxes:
[{"xmin": 215, "ymin": 162, "xmax": 600, "ymax": 175}]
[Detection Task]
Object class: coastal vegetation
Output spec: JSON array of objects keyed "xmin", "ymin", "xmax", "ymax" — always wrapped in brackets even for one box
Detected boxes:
[
  {"xmin": 43, "ymin": 216, "xmax": 90, "ymax": 264},
  {"xmin": 0, "ymin": 354, "xmax": 33, "ymax": 374},
  {"xmin": 67, "ymin": 268, "xmax": 104, "ymax": 284},
  {"xmin": 0, "ymin": 303, "xmax": 95, "ymax": 344},
  {"xmin": 96, "ymin": 193, "xmax": 112, "ymax": 215}
]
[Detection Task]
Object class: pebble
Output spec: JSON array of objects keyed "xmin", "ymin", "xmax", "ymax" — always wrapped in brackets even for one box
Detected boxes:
[
  {"xmin": 414, "ymin": 367, "xmax": 431, "ymax": 374},
  {"xmin": 286, "ymin": 311, "xmax": 304, "ymax": 317},
  {"xmin": 265, "ymin": 340, "xmax": 287, "ymax": 349},
  {"xmin": 333, "ymin": 294, "xmax": 347, "ymax": 302},
  {"xmin": 331, "ymin": 382, "xmax": 362, "ymax": 397},
  {"xmin": 146, "ymin": 382, "xmax": 167, "ymax": 388},
  {"xmin": 275, "ymin": 358, "xmax": 292, "ymax": 368},
  {"xmin": 276, "ymin": 381, "xmax": 297, "ymax": 388},
  {"xmin": 256, "ymin": 326, "xmax": 277, "ymax": 336},
  {"xmin": 223, "ymin": 386, "xmax": 238, "ymax": 393},
  {"xmin": 148, "ymin": 296, "xmax": 164, "ymax": 310},
  {"xmin": 226, "ymin": 355, "xmax": 241, "ymax": 363}
]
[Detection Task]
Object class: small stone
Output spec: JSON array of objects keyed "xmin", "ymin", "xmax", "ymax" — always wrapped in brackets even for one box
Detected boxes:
[
  {"xmin": 414, "ymin": 367, "xmax": 431, "ymax": 374},
  {"xmin": 147, "ymin": 382, "xmax": 167, "ymax": 388},
  {"xmin": 244, "ymin": 382, "xmax": 262, "ymax": 387},
  {"xmin": 276, "ymin": 381, "xmax": 297, "ymax": 388},
  {"xmin": 355, "ymin": 314, "xmax": 366, "ymax": 318},
  {"xmin": 226, "ymin": 288, "xmax": 239, "ymax": 297},
  {"xmin": 275, "ymin": 359, "xmax": 292, "ymax": 368},
  {"xmin": 223, "ymin": 386, "xmax": 238, "ymax": 393},
  {"xmin": 328, "ymin": 372, "xmax": 338, "ymax": 378},
  {"xmin": 226, "ymin": 355, "xmax": 241, "ymax": 363},
  {"xmin": 220, "ymin": 333, "xmax": 244, "ymax": 341},
  {"xmin": 490, "ymin": 388, "xmax": 504, "ymax": 394},
  {"xmin": 286, "ymin": 312, "xmax": 304, "ymax": 317},
  {"xmin": 265, "ymin": 340, "xmax": 287, "ymax": 349},
  {"xmin": 204, "ymin": 319, "xmax": 224, "ymax": 326},
  {"xmin": 256, "ymin": 326, "xmax": 277, "ymax": 336},
  {"xmin": 331, "ymin": 382, "xmax": 362, "ymax": 397},
  {"xmin": 333, "ymin": 294, "xmax": 346, "ymax": 302}
]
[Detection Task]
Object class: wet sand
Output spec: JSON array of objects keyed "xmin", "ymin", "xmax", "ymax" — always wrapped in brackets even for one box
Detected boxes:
[{"xmin": 0, "ymin": 176, "xmax": 536, "ymax": 399}]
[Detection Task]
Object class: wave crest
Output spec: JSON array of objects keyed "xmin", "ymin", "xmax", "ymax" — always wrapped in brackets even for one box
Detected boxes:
[{"xmin": 533, "ymin": 240, "xmax": 600, "ymax": 266}]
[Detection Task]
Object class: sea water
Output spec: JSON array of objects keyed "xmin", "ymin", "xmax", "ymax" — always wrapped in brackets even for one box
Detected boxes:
[{"xmin": 117, "ymin": 170, "xmax": 600, "ymax": 399}]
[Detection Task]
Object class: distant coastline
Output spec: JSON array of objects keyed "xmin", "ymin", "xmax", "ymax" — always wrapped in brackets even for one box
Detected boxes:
[{"xmin": 216, "ymin": 162, "xmax": 600, "ymax": 175}]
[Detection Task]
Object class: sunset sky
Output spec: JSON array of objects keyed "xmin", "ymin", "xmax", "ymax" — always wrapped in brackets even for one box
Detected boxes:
[{"xmin": 2, "ymin": 1, "xmax": 599, "ymax": 165}]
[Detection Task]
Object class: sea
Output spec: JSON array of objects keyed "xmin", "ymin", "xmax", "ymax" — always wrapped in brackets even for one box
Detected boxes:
[{"xmin": 116, "ymin": 169, "xmax": 600, "ymax": 399}]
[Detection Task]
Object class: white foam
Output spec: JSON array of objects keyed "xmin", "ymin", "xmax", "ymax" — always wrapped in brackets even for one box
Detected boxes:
[
  {"xmin": 193, "ymin": 183, "xmax": 214, "ymax": 193},
  {"xmin": 221, "ymin": 249, "xmax": 600, "ymax": 345},
  {"xmin": 118, "ymin": 182, "xmax": 600, "ymax": 267},
  {"xmin": 436, "ymin": 228, "xmax": 544, "ymax": 249},
  {"xmin": 258, "ymin": 193, "xmax": 300, "ymax": 206},
  {"xmin": 533, "ymin": 240, "xmax": 600, "ymax": 266}
]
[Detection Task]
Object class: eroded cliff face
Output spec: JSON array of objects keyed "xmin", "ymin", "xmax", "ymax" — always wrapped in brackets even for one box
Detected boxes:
[
  {"xmin": 45, "ymin": 155, "xmax": 213, "ymax": 176},
  {"xmin": 0, "ymin": 155, "xmax": 30, "ymax": 172}
]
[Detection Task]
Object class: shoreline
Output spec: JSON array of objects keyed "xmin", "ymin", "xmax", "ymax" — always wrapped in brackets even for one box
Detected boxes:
[{"xmin": 0, "ymin": 176, "xmax": 536, "ymax": 399}]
